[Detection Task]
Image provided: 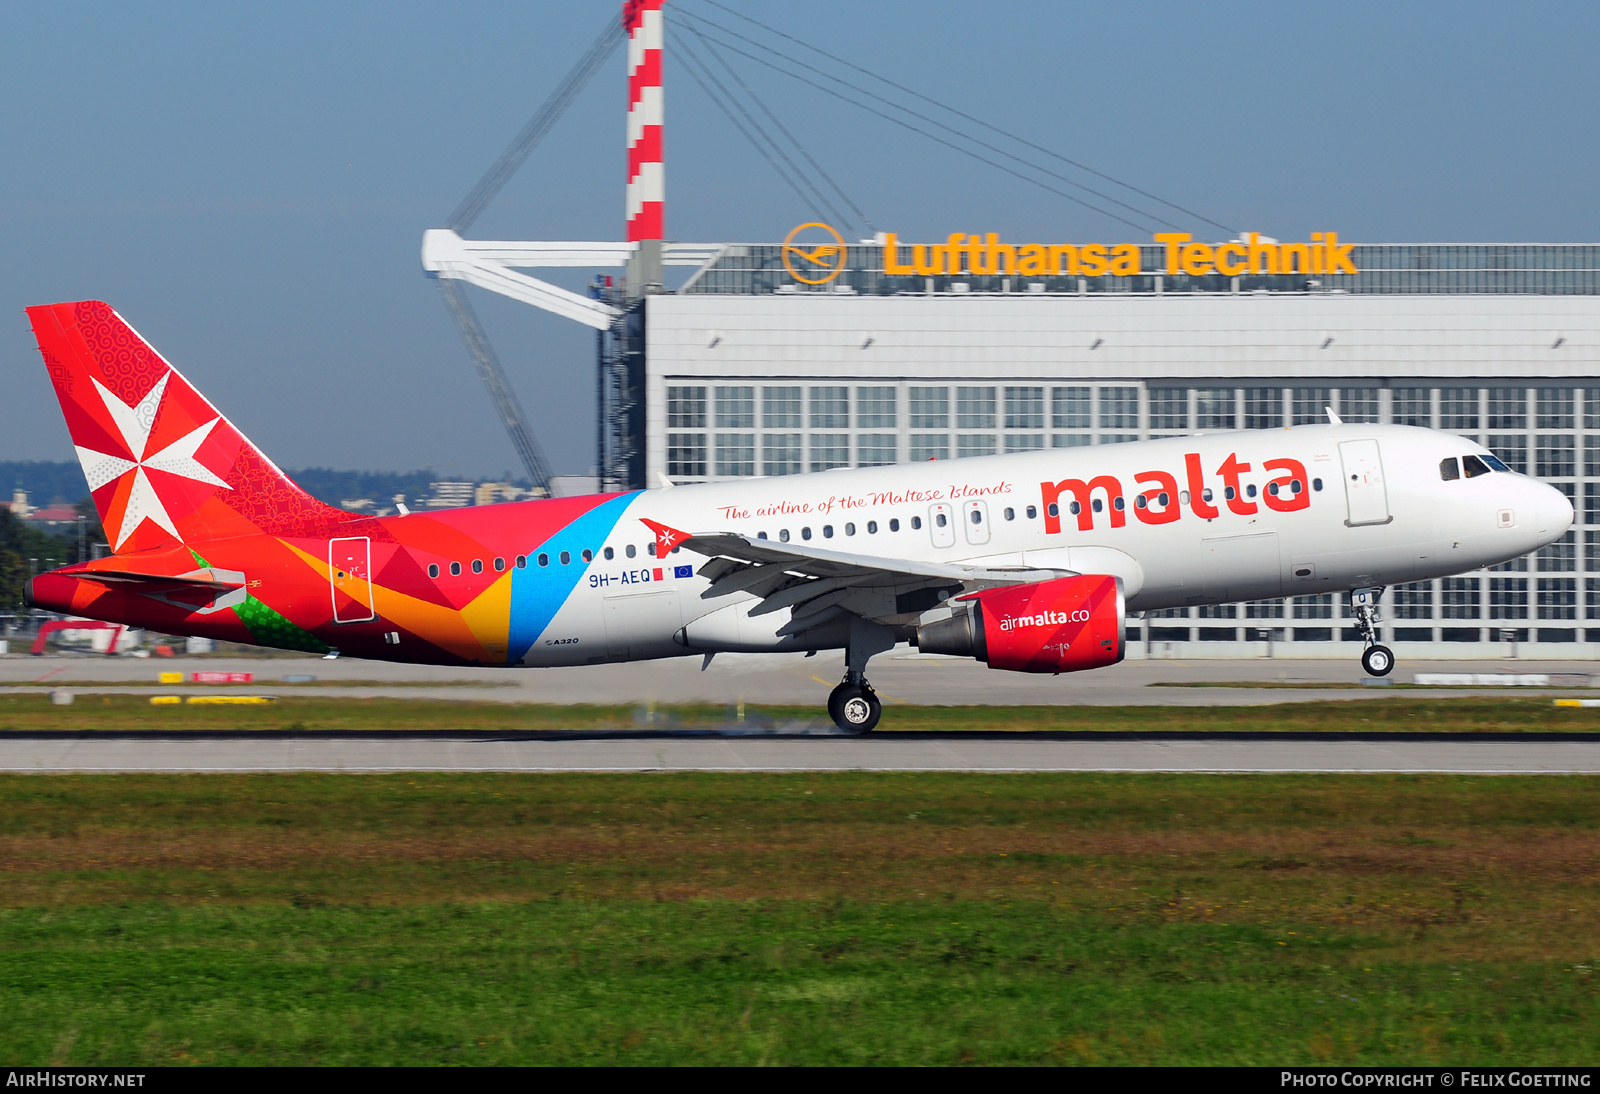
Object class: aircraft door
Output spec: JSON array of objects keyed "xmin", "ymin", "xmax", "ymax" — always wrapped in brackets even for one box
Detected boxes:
[
  {"xmin": 962, "ymin": 500, "xmax": 991, "ymax": 545},
  {"xmin": 329, "ymin": 537, "xmax": 376, "ymax": 623},
  {"xmin": 929, "ymin": 503, "xmax": 956, "ymax": 548},
  {"xmin": 1339, "ymin": 439, "xmax": 1392, "ymax": 526}
]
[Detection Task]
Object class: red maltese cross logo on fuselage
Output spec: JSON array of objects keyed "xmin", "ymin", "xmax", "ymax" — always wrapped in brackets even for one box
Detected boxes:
[{"xmin": 75, "ymin": 372, "xmax": 233, "ymax": 550}]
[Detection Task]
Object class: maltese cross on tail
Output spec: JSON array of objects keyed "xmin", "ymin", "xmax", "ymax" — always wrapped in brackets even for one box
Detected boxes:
[{"xmin": 639, "ymin": 518, "xmax": 690, "ymax": 558}]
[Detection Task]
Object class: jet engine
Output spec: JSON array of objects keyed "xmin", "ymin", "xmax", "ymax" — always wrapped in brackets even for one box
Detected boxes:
[{"xmin": 914, "ymin": 574, "xmax": 1125, "ymax": 673}]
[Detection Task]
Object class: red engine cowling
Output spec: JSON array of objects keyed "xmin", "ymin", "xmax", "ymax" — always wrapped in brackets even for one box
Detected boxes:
[{"xmin": 915, "ymin": 574, "xmax": 1125, "ymax": 673}]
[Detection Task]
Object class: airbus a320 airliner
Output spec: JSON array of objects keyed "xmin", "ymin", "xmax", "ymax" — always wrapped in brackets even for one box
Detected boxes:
[{"xmin": 23, "ymin": 301, "xmax": 1574, "ymax": 730}]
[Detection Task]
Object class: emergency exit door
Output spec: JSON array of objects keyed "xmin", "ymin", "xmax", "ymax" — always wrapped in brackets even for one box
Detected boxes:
[
  {"xmin": 329, "ymin": 536, "xmax": 376, "ymax": 623},
  {"xmin": 1339, "ymin": 439, "xmax": 1392, "ymax": 526}
]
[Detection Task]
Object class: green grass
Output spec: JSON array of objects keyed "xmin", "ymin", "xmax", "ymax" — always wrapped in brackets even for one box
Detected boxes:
[
  {"xmin": 3, "ymin": 692, "xmax": 1600, "ymax": 733},
  {"xmin": 0, "ymin": 772, "xmax": 1596, "ymax": 1065}
]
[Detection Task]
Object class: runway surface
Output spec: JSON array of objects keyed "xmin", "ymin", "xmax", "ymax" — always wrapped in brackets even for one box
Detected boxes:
[
  {"xmin": 4, "ymin": 732, "xmax": 1599, "ymax": 773},
  {"xmin": 5, "ymin": 652, "xmax": 1599, "ymax": 707}
]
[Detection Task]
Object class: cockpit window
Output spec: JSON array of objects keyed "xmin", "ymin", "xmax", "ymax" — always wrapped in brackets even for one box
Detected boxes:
[
  {"xmin": 1462, "ymin": 454, "xmax": 1492, "ymax": 478},
  {"xmin": 1481, "ymin": 454, "xmax": 1511, "ymax": 472},
  {"xmin": 1439, "ymin": 457, "xmax": 1460, "ymax": 481}
]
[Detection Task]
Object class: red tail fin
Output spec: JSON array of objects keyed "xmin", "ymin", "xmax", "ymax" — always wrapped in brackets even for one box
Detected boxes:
[{"xmin": 26, "ymin": 301, "xmax": 348, "ymax": 554}]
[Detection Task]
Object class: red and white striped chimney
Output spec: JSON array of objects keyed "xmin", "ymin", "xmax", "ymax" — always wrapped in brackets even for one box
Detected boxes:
[{"xmin": 624, "ymin": 0, "xmax": 664, "ymax": 245}]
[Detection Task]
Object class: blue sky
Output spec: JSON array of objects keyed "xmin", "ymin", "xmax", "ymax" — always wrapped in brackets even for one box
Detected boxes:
[{"xmin": 3, "ymin": 1, "xmax": 1597, "ymax": 477}]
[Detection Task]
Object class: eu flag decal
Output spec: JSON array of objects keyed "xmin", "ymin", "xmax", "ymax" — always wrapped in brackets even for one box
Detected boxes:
[{"xmin": 674, "ymin": 564, "xmax": 694, "ymax": 579}]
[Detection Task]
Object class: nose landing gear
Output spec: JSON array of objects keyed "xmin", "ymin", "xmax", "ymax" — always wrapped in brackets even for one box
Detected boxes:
[{"xmin": 1351, "ymin": 587, "xmax": 1394, "ymax": 677}]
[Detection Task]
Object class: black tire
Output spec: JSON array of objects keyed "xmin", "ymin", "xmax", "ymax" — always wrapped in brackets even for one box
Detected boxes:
[
  {"xmin": 829, "ymin": 683, "xmax": 881, "ymax": 733},
  {"xmin": 1361, "ymin": 644, "xmax": 1395, "ymax": 677}
]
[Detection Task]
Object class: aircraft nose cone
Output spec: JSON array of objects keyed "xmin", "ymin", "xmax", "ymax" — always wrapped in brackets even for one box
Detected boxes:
[{"xmin": 1536, "ymin": 481, "xmax": 1575, "ymax": 543}]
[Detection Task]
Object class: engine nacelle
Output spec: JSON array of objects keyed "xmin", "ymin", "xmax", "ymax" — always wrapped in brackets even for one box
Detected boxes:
[{"xmin": 915, "ymin": 574, "xmax": 1125, "ymax": 673}]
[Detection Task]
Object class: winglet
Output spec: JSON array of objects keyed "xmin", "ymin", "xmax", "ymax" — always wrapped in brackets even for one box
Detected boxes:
[
  {"xmin": 1325, "ymin": 406, "xmax": 1344, "ymax": 425},
  {"xmin": 640, "ymin": 518, "xmax": 691, "ymax": 558}
]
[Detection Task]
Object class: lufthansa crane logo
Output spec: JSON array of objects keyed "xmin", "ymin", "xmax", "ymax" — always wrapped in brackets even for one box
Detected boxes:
[{"xmin": 782, "ymin": 222, "xmax": 848, "ymax": 285}]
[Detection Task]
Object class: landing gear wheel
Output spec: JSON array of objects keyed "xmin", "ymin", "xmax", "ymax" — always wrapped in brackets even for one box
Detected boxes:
[
  {"xmin": 828, "ymin": 682, "xmax": 882, "ymax": 733},
  {"xmin": 1361, "ymin": 644, "xmax": 1395, "ymax": 677}
]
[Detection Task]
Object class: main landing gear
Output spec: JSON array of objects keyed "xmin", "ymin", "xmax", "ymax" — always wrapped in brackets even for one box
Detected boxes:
[
  {"xmin": 1351, "ymin": 587, "xmax": 1394, "ymax": 677},
  {"xmin": 827, "ymin": 617, "xmax": 896, "ymax": 733}
]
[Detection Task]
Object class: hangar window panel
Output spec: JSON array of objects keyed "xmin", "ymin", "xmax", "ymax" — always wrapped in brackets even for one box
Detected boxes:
[
  {"xmin": 1585, "ymin": 439, "xmax": 1600, "ymax": 479},
  {"xmin": 762, "ymin": 387, "xmax": 802, "ymax": 428},
  {"xmin": 1587, "ymin": 579, "xmax": 1600, "ymax": 619},
  {"xmin": 1537, "ymin": 387, "xmax": 1574, "ymax": 429},
  {"xmin": 810, "ymin": 434, "xmax": 849, "ymax": 471},
  {"xmin": 957, "ymin": 434, "xmax": 997, "ymax": 458},
  {"xmin": 1098, "ymin": 386, "xmax": 1138, "ymax": 430},
  {"xmin": 666, "ymin": 433, "xmax": 706, "ymax": 479},
  {"xmin": 909, "ymin": 387, "xmax": 949, "ymax": 429},
  {"xmin": 1442, "ymin": 579, "xmax": 1481, "ymax": 619},
  {"xmin": 1149, "ymin": 388, "xmax": 1188, "ymax": 430},
  {"xmin": 714, "ymin": 434, "xmax": 754, "ymax": 477},
  {"xmin": 856, "ymin": 387, "xmax": 897, "ymax": 429},
  {"xmin": 1538, "ymin": 531, "xmax": 1576, "ymax": 572},
  {"xmin": 1292, "ymin": 594, "xmax": 1334, "ymax": 619},
  {"xmin": 667, "ymin": 386, "xmax": 706, "ymax": 429},
  {"xmin": 1392, "ymin": 388, "xmax": 1432, "ymax": 427},
  {"xmin": 1585, "ymin": 484, "xmax": 1600, "ymax": 527},
  {"xmin": 1292, "ymin": 387, "xmax": 1331, "ymax": 426},
  {"xmin": 1099, "ymin": 434, "xmax": 1137, "ymax": 446},
  {"xmin": 1196, "ymin": 388, "xmax": 1236, "ymax": 431},
  {"xmin": 1004, "ymin": 387, "xmax": 1044, "ymax": 429},
  {"xmin": 714, "ymin": 386, "xmax": 755, "ymax": 429},
  {"xmin": 1051, "ymin": 386, "xmax": 1091, "ymax": 429},
  {"xmin": 1006, "ymin": 435, "xmax": 1044, "ymax": 452},
  {"xmin": 810, "ymin": 386, "xmax": 849, "ymax": 429},
  {"xmin": 1489, "ymin": 577, "xmax": 1529, "ymax": 619},
  {"xmin": 1490, "ymin": 553, "xmax": 1529, "ymax": 572},
  {"xmin": 857, "ymin": 434, "xmax": 897, "ymax": 467},
  {"xmin": 1052, "ymin": 433, "xmax": 1091, "ymax": 448},
  {"xmin": 1338, "ymin": 388, "xmax": 1379, "ymax": 424},
  {"xmin": 1538, "ymin": 578, "xmax": 1577, "ymax": 620},
  {"xmin": 1585, "ymin": 388, "xmax": 1600, "ymax": 430},
  {"xmin": 1244, "ymin": 388, "xmax": 1283, "ymax": 430},
  {"xmin": 1488, "ymin": 389, "xmax": 1527, "ymax": 430},
  {"xmin": 1537, "ymin": 435, "xmax": 1575, "ymax": 478},
  {"xmin": 1440, "ymin": 388, "xmax": 1481, "ymax": 432},
  {"xmin": 1198, "ymin": 604, "xmax": 1237, "ymax": 619},
  {"xmin": 1393, "ymin": 582, "xmax": 1434, "ymax": 619},
  {"xmin": 1244, "ymin": 599, "xmax": 1285, "ymax": 619},
  {"xmin": 1489, "ymin": 435, "xmax": 1528, "ymax": 472},
  {"xmin": 957, "ymin": 387, "xmax": 997, "ymax": 429},
  {"xmin": 762, "ymin": 434, "xmax": 801, "ymax": 476},
  {"xmin": 910, "ymin": 434, "xmax": 949, "ymax": 462}
]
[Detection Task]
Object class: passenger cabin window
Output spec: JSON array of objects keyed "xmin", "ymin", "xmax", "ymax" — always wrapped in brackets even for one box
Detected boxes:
[
  {"xmin": 560, "ymin": 551, "xmax": 571, "ymax": 565},
  {"xmin": 537, "ymin": 553, "xmax": 549, "ymax": 567},
  {"xmin": 449, "ymin": 562, "xmax": 461, "ymax": 577},
  {"xmin": 581, "ymin": 549, "xmax": 593, "ymax": 562},
  {"xmin": 911, "ymin": 516, "xmax": 923, "ymax": 530},
  {"xmin": 427, "ymin": 564, "xmax": 439, "ymax": 578},
  {"xmin": 1440, "ymin": 457, "xmax": 1461, "ymax": 481},
  {"xmin": 845, "ymin": 523, "xmax": 855, "ymax": 536},
  {"xmin": 1312, "ymin": 479, "xmax": 1323, "ymax": 491},
  {"xmin": 1025, "ymin": 505, "xmax": 1037, "ymax": 519},
  {"xmin": 626, "ymin": 544, "xmax": 637, "ymax": 558},
  {"xmin": 494, "ymin": 557, "xmax": 505, "ymax": 571},
  {"xmin": 757, "ymin": 531, "xmax": 768, "ymax": 539},
  {"xmin": 1003, "ymin": 507, "xmax": 1014, "ymax": 521},
  {"xmin": 779, "ymin": 529, "xmax": 790, "ymax": 542},
  {"xmin": 889, "ymin": 518, "xmax": 900, "ymax": 532},
  {"xmin": 604, "ymin": 547, "xmax": 614, "ymax": 560},
  {"xmin": 472, "ymin": 559, "xmax": 483, "ymax": 574},
  {"xmin": 647, "ymin": 542, "xmax": 657, "ymax": 556},
  {"xmin": 515, "ymin": 555, "xmax": 527, "ymax": 568},
  {"xmin": 802, "ymin": 527, "xmax": 812, "ymax": 540},
  {"xmin": 867, "ymin": 521, "xmax": 878, "ymax": 534},
  {"xmin": 1463, "ymin": 454, "xmax": 1491, "ymax": 478},
  {"xmin": 935, "ymin": 512, "xmax": 948, "ymax": 528},
  {"xmin": 969, "ymin": 510, "xmax": 982, "ymax": 525},
  {"xmin": 823, "ymin": 525, "xmax": 833, "ymax": 538}
]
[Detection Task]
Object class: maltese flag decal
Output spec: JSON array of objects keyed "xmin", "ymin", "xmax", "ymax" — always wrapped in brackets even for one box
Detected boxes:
[{"xmin": 639, "ymin": 518, "xmax": 690, "ymax": 559}]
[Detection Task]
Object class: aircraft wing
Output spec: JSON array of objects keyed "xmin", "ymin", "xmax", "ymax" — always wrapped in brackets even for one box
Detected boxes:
[{"xmin": 681, "ymin": 531, "xmax": 1069, "ymax": 636}]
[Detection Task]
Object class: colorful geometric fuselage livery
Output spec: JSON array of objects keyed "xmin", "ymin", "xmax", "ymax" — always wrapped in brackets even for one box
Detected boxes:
[{"xmin": 23, "ymin": 302, "xmax": 1573, "ymax": 725}]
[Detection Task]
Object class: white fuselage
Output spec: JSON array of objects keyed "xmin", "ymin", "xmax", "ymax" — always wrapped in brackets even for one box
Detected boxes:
[{"xmin": 522, "ymin": 424, "xmax": 1573, "ymax": 665}]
